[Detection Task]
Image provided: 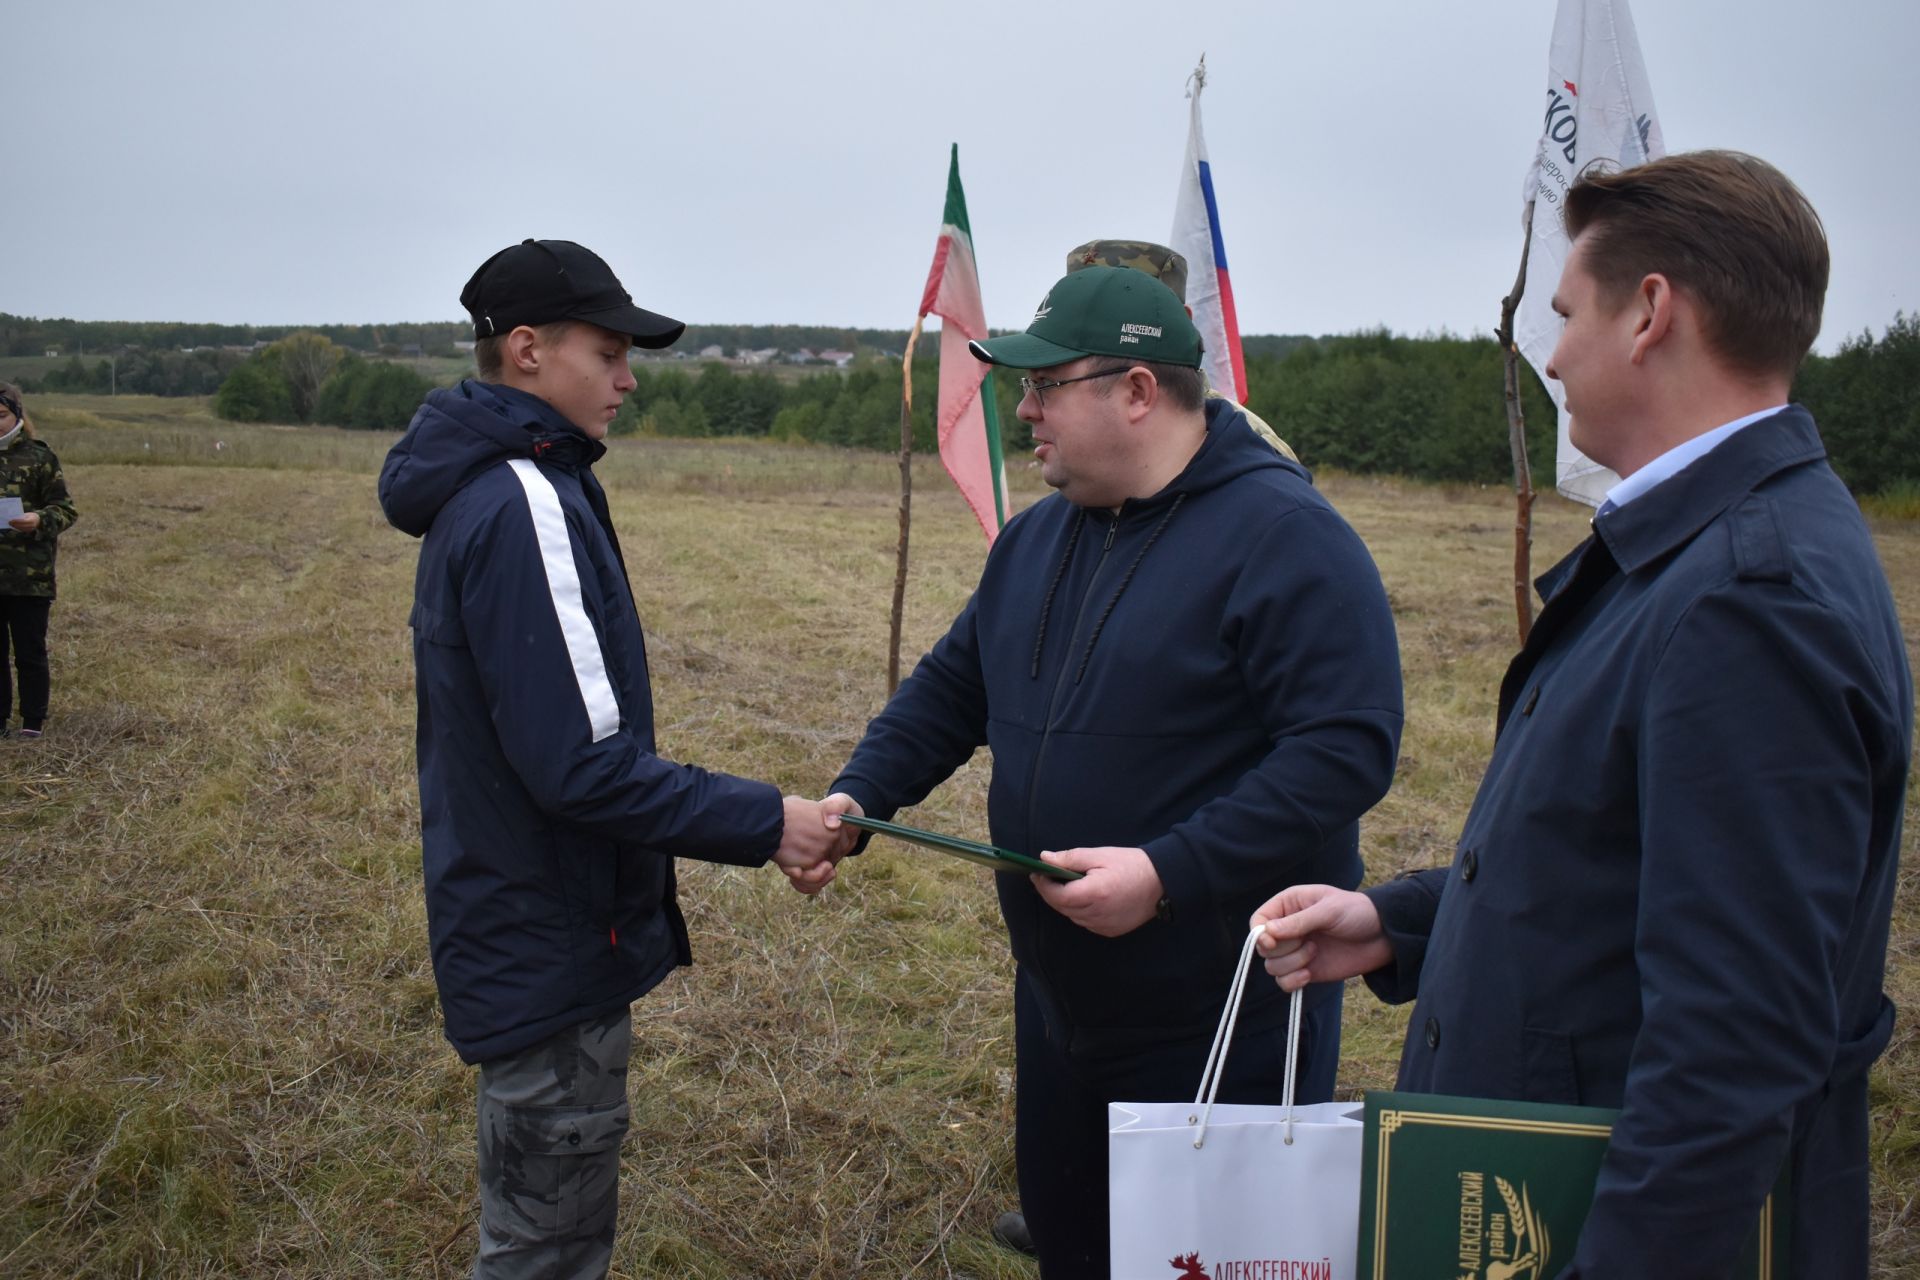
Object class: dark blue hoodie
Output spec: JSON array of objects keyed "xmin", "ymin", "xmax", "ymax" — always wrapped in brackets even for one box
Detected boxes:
[
  {"xmin": 832, "ymin": 398, "xmax": 1404, "ymax": 1050},
  {"xmin": 380, "ymin": 381, "xmax": 782, "ymax": 1064}
]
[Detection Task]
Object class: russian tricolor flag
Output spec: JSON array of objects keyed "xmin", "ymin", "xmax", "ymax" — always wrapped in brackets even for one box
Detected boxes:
[{"xmin": 1171, "ymin": 56, "xmax": 1248, "ymax": 405}]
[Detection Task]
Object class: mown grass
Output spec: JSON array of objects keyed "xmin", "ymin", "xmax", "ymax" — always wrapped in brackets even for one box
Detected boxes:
[{"xmin": 1, "ymin": 396, "xmax": 1915, "ymax": 1277}]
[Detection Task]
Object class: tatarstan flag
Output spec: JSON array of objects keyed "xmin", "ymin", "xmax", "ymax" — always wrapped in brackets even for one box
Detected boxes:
[{"xmin": 919, "ymin": 144, "xmax": 1008, "ymax": 542}]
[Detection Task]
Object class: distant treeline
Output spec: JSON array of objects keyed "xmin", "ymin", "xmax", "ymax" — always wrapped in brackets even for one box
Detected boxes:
[
  {"xmin": 212, "ymin": 333, "xmax": 437, "ymax": 430},
  {"xmin": 604, "ymin": 335, "xmax": 1557, "ymax": 484},
  {"xmin": 1, "ymin": 314, "xmax": 469, "ymax": 360},
  {"xmin": 25, "ymin": 348, "xmax": 248, "ymax": 397},
  {"xmin": 17, "ymin": 310, "xmax": 1917, "ymax": 493},
  {"xmin": 585, "ymin": 317, "xmax": 1920, "ymax": 494},
  {"xmin": 2, "ymin": 312, "xmax": 931, "ymax": 363},
  {"xmin": 1243, "ymin": 317, "xmax": 1919, "ymax": 493},
  {"xmin": 1790, "ymin": 314, "xmax": 1920, "ymax": 496},
  {"xmin": 615, "ymin": 361, "xmax": 939, "ymax": 451},
  {"xmin": 1249, "ymin": 330, "xmax": 1560, "ymax": 483},
  {"xmin": 3, "ymin": 309, "xmax": 1328, "ymax": 365}
]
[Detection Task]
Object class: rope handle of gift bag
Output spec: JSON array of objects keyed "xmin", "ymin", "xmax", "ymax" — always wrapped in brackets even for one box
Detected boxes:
[{"xmin": 1189, "ymin": 924, "xmax": 1305, "ymax": 1150}]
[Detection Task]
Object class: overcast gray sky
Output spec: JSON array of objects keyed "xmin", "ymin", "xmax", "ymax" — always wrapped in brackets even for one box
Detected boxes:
[{"xmin": 8, "ymin": 0, "xmax": 1914, "ymax": 350}]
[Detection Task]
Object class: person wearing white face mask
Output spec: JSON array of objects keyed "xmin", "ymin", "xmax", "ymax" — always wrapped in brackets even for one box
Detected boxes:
[{"xmin": 0, "ymin": 382, "xmax": 78, "ymax": 740}]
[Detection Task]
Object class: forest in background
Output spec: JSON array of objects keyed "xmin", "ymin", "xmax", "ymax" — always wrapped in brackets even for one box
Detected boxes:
[{"xmin": 4, "ymin": 311, "xmax": 1913, "ymax": 493}]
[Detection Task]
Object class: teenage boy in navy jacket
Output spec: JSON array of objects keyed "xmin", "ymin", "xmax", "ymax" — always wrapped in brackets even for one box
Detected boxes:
[
  {"xmin": 1254, "ymin": 153, "xmax": 1910, "ymax": 1278},
  {"xmin": 817, "ymin": 266, "xmax": 1405, "ymax": 1277},
  {"xmin": 379, "ymin": 240, "xmax": 840, "ymax": 1280}
]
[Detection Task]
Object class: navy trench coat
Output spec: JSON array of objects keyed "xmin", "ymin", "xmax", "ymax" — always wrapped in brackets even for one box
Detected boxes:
[{"xmin": 1367, "ymin": 408, "xmax": 1909, "ymax": 1278}]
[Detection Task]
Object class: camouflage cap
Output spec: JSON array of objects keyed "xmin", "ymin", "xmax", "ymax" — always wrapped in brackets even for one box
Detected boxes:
[{"xmin": 1067, "ymin": 240, "xmax": 1189, "ymax": 304}]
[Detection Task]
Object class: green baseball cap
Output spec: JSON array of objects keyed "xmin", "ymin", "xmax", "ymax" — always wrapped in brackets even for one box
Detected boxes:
[{"xmin": 969, "ymin": 266, "xmax": 1203, "ymax": 370}]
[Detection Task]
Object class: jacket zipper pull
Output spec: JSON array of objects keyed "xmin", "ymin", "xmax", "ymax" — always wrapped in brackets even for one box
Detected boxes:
[{"xmin": 1103, "ymin": 519, "xmax": 1119, "ymax": 552}]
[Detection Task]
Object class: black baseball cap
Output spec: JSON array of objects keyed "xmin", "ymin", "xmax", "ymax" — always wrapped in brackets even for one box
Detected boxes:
[{"xmin": 460, "ymin": 239, "xmax": 685, "ymax": 349}]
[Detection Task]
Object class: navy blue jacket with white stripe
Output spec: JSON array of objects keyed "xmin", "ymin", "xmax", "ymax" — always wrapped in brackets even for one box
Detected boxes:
[{"xmin": 379, "ymin": 380, "xmax": 783, "ymax": 1064}]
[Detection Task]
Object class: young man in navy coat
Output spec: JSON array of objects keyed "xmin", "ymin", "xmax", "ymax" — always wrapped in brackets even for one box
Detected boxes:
[
  {"xmin": 1254, "ymin": 152, "xmax": 1910, "ymax": 1277},
  {"xmin": 379, "ymin": 240, "xmax": 842, "ymax": 1279}
]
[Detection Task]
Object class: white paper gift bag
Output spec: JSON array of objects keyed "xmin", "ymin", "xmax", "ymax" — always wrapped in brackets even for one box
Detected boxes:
[{"xmin": 1109, "ymin": 928, "xmax": 1363, "ymax": 1279}]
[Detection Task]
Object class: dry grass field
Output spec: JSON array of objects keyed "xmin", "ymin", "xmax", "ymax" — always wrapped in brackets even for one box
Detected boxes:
[{"xmin": 1, "ymin": 394, "xmax": 1915, "ymax": 1278}]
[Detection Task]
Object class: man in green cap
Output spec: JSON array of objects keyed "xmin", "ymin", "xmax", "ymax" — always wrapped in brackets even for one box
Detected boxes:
[
  {"xmin": 1066, "ymin": 238, "xmax": 1297, "ymax": 461},
  {"xmin": 818, "ymin": 266, "xmax": 1403, "ymax": 1277}
]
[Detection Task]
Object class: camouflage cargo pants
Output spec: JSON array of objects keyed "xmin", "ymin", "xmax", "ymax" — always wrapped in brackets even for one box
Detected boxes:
[{"xmin": 474, "ymin": 1008, "xmax": 632, "ymax": 1280}]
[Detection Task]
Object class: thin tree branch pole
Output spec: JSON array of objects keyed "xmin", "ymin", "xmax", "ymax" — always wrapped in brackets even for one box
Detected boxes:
[
  {"xmin": 1498, "ymin": 201, "xmax": 1539, "ymax": 646},
  {"xmin": 888, "ymin": 317, "xmax": 926, "ymax": 695}
]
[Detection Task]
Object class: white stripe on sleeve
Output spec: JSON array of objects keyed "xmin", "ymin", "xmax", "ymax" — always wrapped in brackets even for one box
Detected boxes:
[{"xmin": 507, "ymin": 458, "xmax": 622, "ymax": 743}]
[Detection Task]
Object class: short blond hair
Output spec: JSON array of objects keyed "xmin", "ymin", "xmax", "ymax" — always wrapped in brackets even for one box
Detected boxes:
[{"xmin": 473, "ymin": 321, "xmax": 576, "ymax": 381}]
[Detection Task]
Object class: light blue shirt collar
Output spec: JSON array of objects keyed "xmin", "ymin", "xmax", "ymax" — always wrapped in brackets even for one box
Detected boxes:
[{"xmin": 1603, "ymin": 405, "xmax": 1788, "ymax": 512}]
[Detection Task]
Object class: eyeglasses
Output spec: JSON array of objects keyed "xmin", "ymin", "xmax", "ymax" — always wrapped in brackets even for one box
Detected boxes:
[{"xmin": 1018, "ymin": 366, "xmax": 1128, "ymax": 410}]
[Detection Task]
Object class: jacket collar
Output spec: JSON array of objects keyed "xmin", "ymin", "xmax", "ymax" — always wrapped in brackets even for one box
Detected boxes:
[
  {"xmin": 1585, "ymin": 405, "xmax": 1826, "ymax": 578},
  {"xmin": 481, "ymin": 383, "xmax": 606, "ymax": 471},
  {"xmin": 1078, "ymin": 398, "xmax": 1305, "ymax": 524},
  {"xmin": 1508, "ymin": 408, "xmax": 1827, "ymax": 729}
]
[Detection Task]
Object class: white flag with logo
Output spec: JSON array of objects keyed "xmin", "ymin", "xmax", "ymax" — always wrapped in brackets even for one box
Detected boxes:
[{"xmin": 1514, "ymin": 0, "xmax": 1665, "ymax": 507}]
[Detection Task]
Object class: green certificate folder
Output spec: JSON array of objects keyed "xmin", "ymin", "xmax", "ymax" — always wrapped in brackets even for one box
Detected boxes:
[
  {"xmin": 835, "ymin": 814, "xmax": 1084, "ymax": 881},
  {"xmin": 1359, "ymin": 1090, "xmax": 1788, "ymax": 1279}
]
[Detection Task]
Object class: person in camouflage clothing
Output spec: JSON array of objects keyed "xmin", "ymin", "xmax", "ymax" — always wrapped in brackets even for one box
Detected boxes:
[
  {"xmin": 0, "ymin": 384, "xmax": 77, "ymax": 740},
  {"xmin": 1066, "ymin": 239, "xmax": 1298, "ymax": 462}
]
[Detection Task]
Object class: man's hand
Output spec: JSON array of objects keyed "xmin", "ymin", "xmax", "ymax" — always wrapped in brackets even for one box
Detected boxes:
[
  {"xmin": 7, "ymin": 512, "xmax": 39, "ymax": 534},
  {"xmin": 1032, "ymin": 846, "xmax": 1163, "ymax": 938},
  {"xmin": 774, "ymin": 795, "xmax": 842, "ymax": 895},
  {"xmin": 817, "ymin": 792, "xmax": 865, "ymax": 857},
  {"xmin": 1250, "ymin": 885, "xmax": 1392, "ymax": 991}
]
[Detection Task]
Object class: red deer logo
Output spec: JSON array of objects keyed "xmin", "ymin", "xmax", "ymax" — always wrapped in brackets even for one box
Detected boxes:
[{"xmin": 1169, "ymin": 1253, "xmax": 1208, "ymax": 1278}]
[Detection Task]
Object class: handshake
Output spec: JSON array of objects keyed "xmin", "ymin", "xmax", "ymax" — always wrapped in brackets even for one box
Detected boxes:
[
  {"xmin": 773, "ymin": 793, "xmax": 866, "ymax": 895},
  {"xmin": 768, "ymin": 794, "xmax": 1174, "ymax": 939}
]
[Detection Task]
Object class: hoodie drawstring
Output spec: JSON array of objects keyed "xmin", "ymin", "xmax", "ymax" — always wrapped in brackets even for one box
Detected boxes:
[
  {"xmin": 1074, "ymin": 494, "xmax": 1186, "ymax": 684},
  {"xmin": 1030, "ymin": 510, "xmax": 1088, "ymax": 679}
]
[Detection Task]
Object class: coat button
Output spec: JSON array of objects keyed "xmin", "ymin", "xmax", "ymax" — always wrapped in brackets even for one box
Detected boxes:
[
  {"xmin": 1460, "ymin": 849, "xmax": 1478, "ymax": 883},
  {"xmin": 1425, "ymin": 1017, "xmax": 1441, "ymax": 1050}
]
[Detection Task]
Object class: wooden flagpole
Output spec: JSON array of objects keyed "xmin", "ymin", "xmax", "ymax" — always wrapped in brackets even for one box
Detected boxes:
[
  {"xmin": 889, "ymin": 317, "xmax": 926, "ymax": 694},
  {"xmin": 1498, "ymin": 202, "xmax": 1538, "ymax": 646}
]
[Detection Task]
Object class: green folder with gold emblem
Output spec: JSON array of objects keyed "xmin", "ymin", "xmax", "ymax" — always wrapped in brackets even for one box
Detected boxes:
[{"xmin": 1358, "ymin": 1090, "xmax": 1788, "ymax": 1279}]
